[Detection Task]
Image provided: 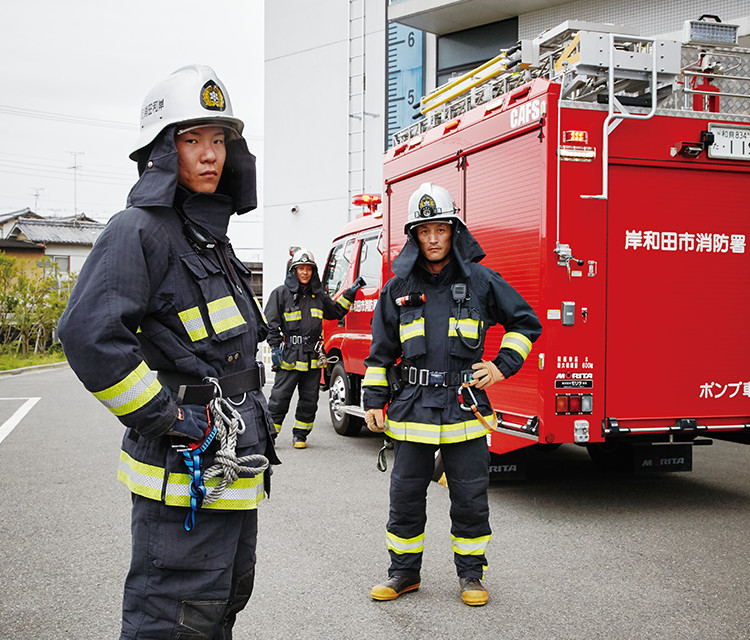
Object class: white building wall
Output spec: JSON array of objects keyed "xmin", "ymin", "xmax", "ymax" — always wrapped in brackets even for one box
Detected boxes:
[
  {"xmin": 47, "ymin": 244, "xmax": 92, "ymax": 273},
  {"xmin": 263, "ymin": 0, "xmax": 385, "ymax": 298}
]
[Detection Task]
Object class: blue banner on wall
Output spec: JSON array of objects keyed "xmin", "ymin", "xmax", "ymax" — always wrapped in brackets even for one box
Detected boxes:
[{"xmin": 386, "ymin": 22, "xmax": 423, "ymax": 147}]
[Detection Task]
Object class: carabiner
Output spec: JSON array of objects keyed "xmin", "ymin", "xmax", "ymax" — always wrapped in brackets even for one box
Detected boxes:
[
  {"xmin": 204, "ymin": 376, "xmax": 222, "ymax": 399},
  {"xmin": 458, "ymin": 381, "xmax": 480, "ymax": 412}
]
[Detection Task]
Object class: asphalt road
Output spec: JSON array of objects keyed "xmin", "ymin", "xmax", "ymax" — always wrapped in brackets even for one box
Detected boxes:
[{"xmin": 1, "ymin": 365, "xmax": 749, "ymax": 640}]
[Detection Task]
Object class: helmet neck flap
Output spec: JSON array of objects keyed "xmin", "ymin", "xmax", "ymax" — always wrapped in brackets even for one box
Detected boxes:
[{"xmin": 127, "ymin": 123, "xmax": 257, "ymax": 216}]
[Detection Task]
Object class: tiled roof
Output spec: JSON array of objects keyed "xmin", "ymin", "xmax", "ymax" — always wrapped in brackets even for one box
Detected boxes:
[
  {"xmin": 11, "ymin": 219, "xmax": 105, "ymax": 246},
  {"xmin": 0, "ymin": 238, "xmax": 44, "ymax": 251},
  {"xmin": 0, "ymin": 208, "xmax": 40, "ymax": 224}
]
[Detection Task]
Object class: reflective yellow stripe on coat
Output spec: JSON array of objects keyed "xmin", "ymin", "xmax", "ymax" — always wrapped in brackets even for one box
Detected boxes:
[
  {"xmin": 399, "ymin": 318, "xmax": 425, "ymax": 343},
  {"xmin": 385, "ymin": 415, "xmax": 492, "ymax": 444},
  {"xmin": 448, "ymin": 316, "xmax": 481, "ymax": 340},
  {"xmin": 501, "ymin": 331, "xmax": 532, "ymax": 360},
  {"xmin": 363, "ymin": 366, "xmax": 388, "ymax": 387},
  {"xmin": 178, "ymin": 306, "xmax": 208, "ymax": 342},
  {"xmin": 118, "ymin": 451, "xmax": 265, "ymax": 510},
  {"xmin": 208, "ymin": 296, "xmax": 246, "ymax": 335},
  {"xmin": 92, "ymin": 362, "xmax": 161, "ymax": 417}
]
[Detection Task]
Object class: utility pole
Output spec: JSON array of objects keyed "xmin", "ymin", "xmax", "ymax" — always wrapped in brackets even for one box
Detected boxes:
[
  {"xmin": 31, "ymin": 187, "xmax": 44, "ymax": 212},
  {"xmin": 67, "ymin": 151, "xmax": 84, "ymax": 219}
]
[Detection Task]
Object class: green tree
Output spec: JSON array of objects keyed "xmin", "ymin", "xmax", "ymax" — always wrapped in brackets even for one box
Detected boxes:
[
  {"xmin": 0, "ymin": 253, "xmax": 76, "ymax": 356},
  {"xmin": 0, "ymin": 253, "xmax": 21, "ymax": 349}
]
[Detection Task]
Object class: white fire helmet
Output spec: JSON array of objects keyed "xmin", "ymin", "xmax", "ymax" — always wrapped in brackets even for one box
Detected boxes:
[
  {"xmin": 290, "ymin": 248, "xmax": 316, "ymax": 270},
  {"xmin": 404, "ymin": 183, "xmax": 461, "ymax": 234},
  {"xmin": 130, "ymin": 64, "xmax": 245, "ymax": 161}
]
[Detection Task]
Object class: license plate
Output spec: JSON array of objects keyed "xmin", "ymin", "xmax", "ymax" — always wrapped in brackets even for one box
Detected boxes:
[{"xmin": 707, "ymin": 123, "xmax": 750, "ymax": 160}]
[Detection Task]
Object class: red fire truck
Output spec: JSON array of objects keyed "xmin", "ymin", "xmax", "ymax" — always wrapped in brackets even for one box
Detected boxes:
[{"xmin": 321, "ymin": 18, "xmax": 750, "ymax": 473}]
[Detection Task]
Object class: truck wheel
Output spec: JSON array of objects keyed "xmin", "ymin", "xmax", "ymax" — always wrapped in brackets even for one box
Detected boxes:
[{"xmin": 328, "ymin": 362, "xmax": 363, "ymax": 436}]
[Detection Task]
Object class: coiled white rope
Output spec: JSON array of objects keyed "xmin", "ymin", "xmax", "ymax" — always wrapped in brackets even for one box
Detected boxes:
[{"xmin": 202, "ymin": 390, "xmax": 269, "ymax": 507}]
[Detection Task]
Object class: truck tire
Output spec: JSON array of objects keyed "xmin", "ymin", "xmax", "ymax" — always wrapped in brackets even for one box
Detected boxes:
[{"xmin": 328, "ymin": 362, "xmax": 363, "ymax": 436}]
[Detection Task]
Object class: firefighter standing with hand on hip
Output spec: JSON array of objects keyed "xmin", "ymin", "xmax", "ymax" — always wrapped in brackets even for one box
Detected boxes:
[
  {"xmin": 264, "ymin": 248, "xmax": 364, "ymax": 448},
  {"xmin": 363, "ymin": 183, "xmax": 542, "ymax": 606},
  {"xmin": 59, "ymin": 65, "xmax": 280, "ymax": 639}
]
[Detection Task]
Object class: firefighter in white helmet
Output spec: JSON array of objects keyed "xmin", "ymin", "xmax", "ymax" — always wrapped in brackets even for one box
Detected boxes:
[
  {"xmin": 59, "ymin": 65, "xmax": 279, "ymax": 639},
  {"xmin": 264, "ymin": 248, "xmax": 364, "ymax": 448},
  {"xmin": 363, "ymin": 182, "xmax": 542, "ymax": 606}
]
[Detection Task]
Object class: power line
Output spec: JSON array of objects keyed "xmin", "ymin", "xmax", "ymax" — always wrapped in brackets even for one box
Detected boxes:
[
  {"xmin": 0, "ymin": 151, "xmax": 134, "ymax": 175},
  {"xmin": 0, "ymin": 162, "xmax": 132, "ymax": 186},
  {"xmin": 0, "ymin": 104, "xmax": 136, "ymax": 130},
  {"xmin": 0, "ymin": 104, "xmax": 263, "ymax": 141}
]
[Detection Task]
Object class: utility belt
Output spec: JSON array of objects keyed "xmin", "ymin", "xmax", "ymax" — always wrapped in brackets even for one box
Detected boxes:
[
  {"xmin": 399, "ymin": 365, "xmax": 474, "ymax": 387},
  {"xmin": 158, "ymin": 364, "xmax": 265, "ymax": 405}
]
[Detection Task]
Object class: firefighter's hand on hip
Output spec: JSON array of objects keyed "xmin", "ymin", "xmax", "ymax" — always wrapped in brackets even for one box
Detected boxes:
[
  {"xmin": 168, "ymin": 405, "xmax": 210, "ymax": 440},
  {"xmin": 471, "ymin": 360, "xmax": 504, "ymax": 390},
  {"xmin": 365, "ymin": 408, "xmax": 385, "ymax": 433}
]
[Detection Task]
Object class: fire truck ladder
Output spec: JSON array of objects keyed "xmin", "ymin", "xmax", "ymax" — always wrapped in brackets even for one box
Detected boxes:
[{"xmin": 577, "ymin": 33, "xmax": 680, "ymax": 200}]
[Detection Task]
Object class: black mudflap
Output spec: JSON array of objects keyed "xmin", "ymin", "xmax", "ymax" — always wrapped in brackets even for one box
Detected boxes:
[
  {"xmin": 488, "ymin": 450, "xmax": 527, "ymax": 480},
  {"xmin": 632, "ymin": 443, "xmax": 692, "ymax": 474}
]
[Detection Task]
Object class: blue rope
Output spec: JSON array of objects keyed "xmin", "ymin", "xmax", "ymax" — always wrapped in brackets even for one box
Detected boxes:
[{"xmin": 177, "ymin": 425, "xmax": 217, "ymax": 532}]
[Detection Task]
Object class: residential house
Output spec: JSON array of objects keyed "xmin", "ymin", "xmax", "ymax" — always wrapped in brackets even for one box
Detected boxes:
[{"xmin": 6, "ymin": 216, "xmax": 105, "ymax": 273}]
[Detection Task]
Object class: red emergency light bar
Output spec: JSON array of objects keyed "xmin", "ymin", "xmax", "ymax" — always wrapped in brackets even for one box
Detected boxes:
[{"xmin": 352, "ymin": 194, "xmax": 382, "ymax": 215}]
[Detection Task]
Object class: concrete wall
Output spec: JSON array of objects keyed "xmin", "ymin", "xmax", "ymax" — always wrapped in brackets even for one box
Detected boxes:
[{"xmin": 263, "ymin": 0, "xmax": 386, "ymax": 295}]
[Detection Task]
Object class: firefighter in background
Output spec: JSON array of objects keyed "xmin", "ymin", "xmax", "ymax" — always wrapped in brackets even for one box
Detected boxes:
[
  {"xmin": 265, "ymin": 249, "xmax": 364, "ymax": 448},
  {"xmin": 363, "ymin": 183, "xmax": 542, "ymax": 606},
  {"xmin": 59, "ymin": 65, "xmax": 280, "ymax": 639}
]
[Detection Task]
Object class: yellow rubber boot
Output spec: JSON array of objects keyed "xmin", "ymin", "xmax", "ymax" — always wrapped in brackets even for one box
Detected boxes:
[
  {"xmin": 371, "ymin": 575, "xmax": 420, "ymax": 601},
  {"xmin": 459, "ymin": 577, "xmax": 488, "ymax": 606}
]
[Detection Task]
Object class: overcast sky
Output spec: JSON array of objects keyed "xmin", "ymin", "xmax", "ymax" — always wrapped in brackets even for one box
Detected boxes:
[{"xmin": 0, "ymin": 0, "xmax": 264, "ymax": 224}]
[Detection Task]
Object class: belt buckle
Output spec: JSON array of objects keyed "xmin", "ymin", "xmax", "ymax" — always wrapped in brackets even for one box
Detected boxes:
[
  {"xmin": 408, "ymin": 367, "xmax": 418, "ymax": 385},
  {"xmin": 418, "ymin": 369, "xmax": 429, "ymax": 386}
]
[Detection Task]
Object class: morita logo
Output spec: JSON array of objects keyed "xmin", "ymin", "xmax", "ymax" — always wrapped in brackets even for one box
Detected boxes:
[
  {"xmin": 642, "ymin": 457, "xmax": 685, "ymax": 467},
  {"xmin": 489, "ymin": 465, "xmax": 517, "ymax": 473}
]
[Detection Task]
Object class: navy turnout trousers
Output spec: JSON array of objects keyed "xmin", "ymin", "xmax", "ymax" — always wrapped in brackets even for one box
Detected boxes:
[
  {"xmin": 387, "ymin": 437, "xmax": 491, "ymax": 579},
  {"xmin": 120, "ymin": 495, "xmax": 257, "ymax": 640},
  {"xmin": 268, "ymin": 367, "xmax": 321, "ymax": 438}
]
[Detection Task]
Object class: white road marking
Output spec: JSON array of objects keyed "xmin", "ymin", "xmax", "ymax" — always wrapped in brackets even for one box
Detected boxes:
[{"xmin": 0, "ymin": 397, "xmax": 41, "ymax": 445}]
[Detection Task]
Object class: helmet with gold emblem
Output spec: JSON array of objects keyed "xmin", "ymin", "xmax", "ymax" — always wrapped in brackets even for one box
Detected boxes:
[{"xmin": 130, "ymin": 64, "xmax": 244, "ymax": 161}]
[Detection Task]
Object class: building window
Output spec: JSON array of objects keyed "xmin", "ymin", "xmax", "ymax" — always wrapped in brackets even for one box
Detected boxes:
[
  {"xmin": 356, "ymin": 233, "xmax": 382, "ymax": 288},
  {"xmin": 48, "ymin": 255, "xmax": 70, "ymax": 273},
  {"xmin": 437, "ymin": 18, "xmax": 518, "ymax": 86}
]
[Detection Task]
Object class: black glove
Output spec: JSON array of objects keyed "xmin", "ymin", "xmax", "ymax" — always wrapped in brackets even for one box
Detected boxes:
[
  {"xmin": 169, "ymin": 405, "xmax": 209, "ymax": 440},
  {"xmin": 351, "ymin": 276, "xmax": 366, "ymax": 292}
]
